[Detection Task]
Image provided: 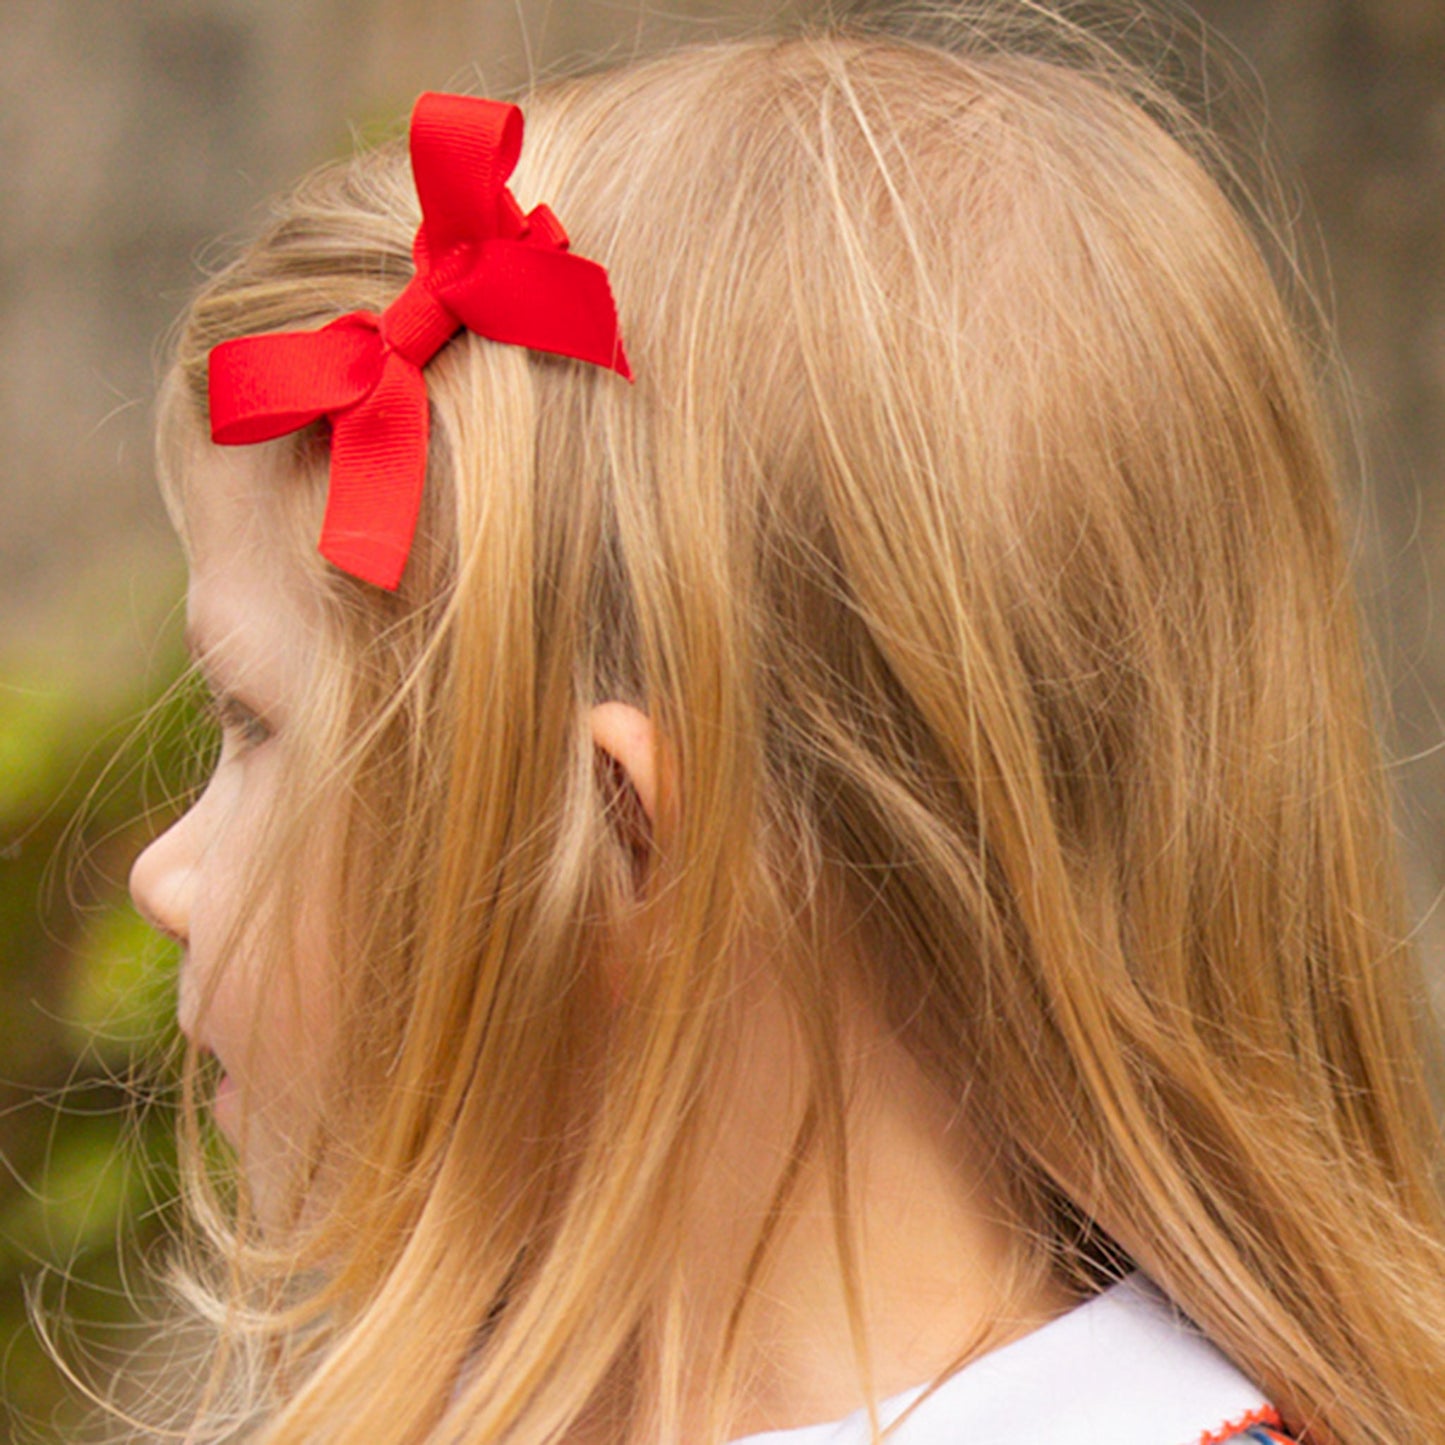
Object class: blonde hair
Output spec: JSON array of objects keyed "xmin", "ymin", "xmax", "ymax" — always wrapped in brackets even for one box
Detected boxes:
[{"xmin": 149, "ymin": 11, "xmax": 1445, "ymax": 1444}]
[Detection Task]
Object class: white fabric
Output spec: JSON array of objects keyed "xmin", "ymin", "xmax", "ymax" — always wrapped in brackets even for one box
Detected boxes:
[{"xmin": 727, "ymin": 1273, "xmax": 1272, "ymax": 1445}]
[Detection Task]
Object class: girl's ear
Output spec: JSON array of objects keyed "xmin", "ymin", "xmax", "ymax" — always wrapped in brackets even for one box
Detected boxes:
[
  {"xmin": 589, "ymin": 702, "xmax": 660, "ymax": 823},
  {"xmin": 589, "ymin": 702, "xmax": 661, "ymax": 884}
]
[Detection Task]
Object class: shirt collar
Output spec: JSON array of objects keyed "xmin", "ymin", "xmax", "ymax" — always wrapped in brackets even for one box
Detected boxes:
[{"xmin": 728, "ymin": 1273, "xmax": 1274, "ymax": 1445}]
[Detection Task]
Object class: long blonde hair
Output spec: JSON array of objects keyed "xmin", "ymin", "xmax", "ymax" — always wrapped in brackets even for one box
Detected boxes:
[{"xmin": 152, "ymin": 9, "xmax": 1445, "ymax": 1443}]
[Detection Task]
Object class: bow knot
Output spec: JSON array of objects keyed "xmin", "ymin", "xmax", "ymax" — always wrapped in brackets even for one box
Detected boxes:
[
  {"xmin": 208, "ymin": 93, "xmax": 631, "ymax": 590},
  {"xmin": 381, "ymin": 277, "xmax": 460, "ymax": 369}
]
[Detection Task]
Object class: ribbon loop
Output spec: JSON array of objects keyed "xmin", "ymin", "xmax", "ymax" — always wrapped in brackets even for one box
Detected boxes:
[
  {"xmin": 208, "ymin": 91, "xmax": 631, "ymax": 591},
  {"xmin": 410, "ymin": 98, "xmax": 525, "ymax": 255}
]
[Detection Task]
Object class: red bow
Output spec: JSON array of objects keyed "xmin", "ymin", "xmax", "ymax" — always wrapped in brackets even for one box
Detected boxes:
[{"xmin": 207, "ymin": 93, "xmax": 631, "ymax": 590}]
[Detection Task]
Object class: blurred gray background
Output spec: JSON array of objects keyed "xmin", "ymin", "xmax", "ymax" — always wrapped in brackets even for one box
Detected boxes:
[{"xmin": 0, "ymin": 1, "xmax": 1441, "ymax": 1432}]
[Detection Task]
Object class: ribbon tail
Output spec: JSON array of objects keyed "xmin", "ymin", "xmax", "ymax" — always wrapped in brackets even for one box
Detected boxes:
[{"xmin": 320, "ymin": 353, "xmax": 430, "ymax": 590}]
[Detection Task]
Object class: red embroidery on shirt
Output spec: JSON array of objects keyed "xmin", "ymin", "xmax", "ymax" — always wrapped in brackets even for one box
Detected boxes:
[{"xmin": 1196, "ymin": 1404, "xmax": 1288, "ymax": 1444}]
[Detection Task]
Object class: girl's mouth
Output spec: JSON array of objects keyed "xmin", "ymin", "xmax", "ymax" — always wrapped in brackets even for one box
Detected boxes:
[
  {"xmin": 190, "ymin": 1042, "xmax": 239, "ymax": 1136},
  {"xmin": 212, "ymin": 1069, "xmax": 239, "ymax": 1138}
]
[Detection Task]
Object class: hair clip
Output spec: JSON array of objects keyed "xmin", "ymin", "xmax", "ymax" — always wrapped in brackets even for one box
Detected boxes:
[{"xmin": 207, "ymin": 92, "xmax": 632, "ymax": 590}]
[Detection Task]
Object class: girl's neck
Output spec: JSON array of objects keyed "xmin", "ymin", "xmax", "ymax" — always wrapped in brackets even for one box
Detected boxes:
[{"xmin": 674, "ymin": 991, "xmax": 1077, "ymax": 1441}]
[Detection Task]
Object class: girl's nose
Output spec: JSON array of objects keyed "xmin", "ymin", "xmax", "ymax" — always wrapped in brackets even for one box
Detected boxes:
[{"xmin": 129, "ymin": 811, "xmax": 197, "ymax": 945}]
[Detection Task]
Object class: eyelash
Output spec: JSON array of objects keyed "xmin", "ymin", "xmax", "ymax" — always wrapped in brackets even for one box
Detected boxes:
[{"xmin": 204, "ymin": 692, "xmax": 273, "ymax": 750}]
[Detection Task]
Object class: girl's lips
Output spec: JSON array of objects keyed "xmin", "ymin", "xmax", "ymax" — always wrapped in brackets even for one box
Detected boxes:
[
  {"xmin": 189, "ymin": 1042, "xmax": 238, "ymax": 1134},
  {"xmin": 212, "ymin": 1070, "xmax": 239, "ymax": 1139}
]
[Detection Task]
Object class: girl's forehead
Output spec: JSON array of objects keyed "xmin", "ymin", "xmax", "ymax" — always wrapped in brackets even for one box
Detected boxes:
[
  {"xmin": 183, "ymin": 443, "xmax": 284, "ymax": 557},
  {"xmin": 182, "ymin": 444, "xmax": 323, "ymax": 693},
  {"xmin": 182, "ymin": 439, "xmax": 322, "ymax": 599}
]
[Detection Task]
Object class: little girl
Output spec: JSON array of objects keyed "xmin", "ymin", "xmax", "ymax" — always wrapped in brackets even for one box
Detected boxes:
[{"xmin": 124, "ymin": 8, "xmax": 1445, "ymax": 1444}]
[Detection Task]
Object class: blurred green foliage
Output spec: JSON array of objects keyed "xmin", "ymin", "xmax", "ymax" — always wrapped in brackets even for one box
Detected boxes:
[{"xmin": 1, "ymin": 623, "xmax": 204, "ymax": 1441}]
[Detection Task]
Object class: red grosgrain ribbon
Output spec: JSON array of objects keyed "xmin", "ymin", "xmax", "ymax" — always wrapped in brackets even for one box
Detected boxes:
[{"xmin": 207, "ymin": 93, "xmax": 631, "ymax": 590}]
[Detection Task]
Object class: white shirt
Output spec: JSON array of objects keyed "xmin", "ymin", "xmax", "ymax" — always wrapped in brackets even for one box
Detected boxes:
[{"xmin": 727, "ymin": 1274, "xmax": 1278, "ymax": 1445}]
